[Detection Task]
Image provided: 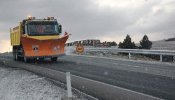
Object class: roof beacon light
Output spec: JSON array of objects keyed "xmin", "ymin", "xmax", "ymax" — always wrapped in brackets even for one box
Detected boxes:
[
  {"xmin": 27, "ymin": 16, "xmax": 35, "ymax": 20},
  {"xmin": 47, "ymin": 17, "xmax": 54, "ymax": 20}
]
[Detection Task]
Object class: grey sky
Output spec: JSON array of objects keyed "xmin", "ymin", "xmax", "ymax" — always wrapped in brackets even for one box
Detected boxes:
[{"xmin": 0, "ymin": 0, "xmax": 175, "ymax": 52}]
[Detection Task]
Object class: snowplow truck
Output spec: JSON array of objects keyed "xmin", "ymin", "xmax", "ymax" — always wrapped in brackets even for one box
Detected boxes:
[{"xmin": 10, "ymin": 17, "xmax": 69, "ymax": 62}]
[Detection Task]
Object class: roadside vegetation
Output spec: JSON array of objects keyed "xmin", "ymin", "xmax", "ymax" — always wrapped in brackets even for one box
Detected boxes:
[
  {"xmin": 118, "ymin": 35, "xmax": 174, "ymax": 62},
  {"xmin": 118, "ymin": 34, "xmax": 152, "ymax": 49}
]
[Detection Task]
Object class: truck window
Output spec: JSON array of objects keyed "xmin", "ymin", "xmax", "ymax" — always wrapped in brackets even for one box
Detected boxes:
[{"xmin": 27, "ymin": 21, "xmax": 60, "ymax": 36}]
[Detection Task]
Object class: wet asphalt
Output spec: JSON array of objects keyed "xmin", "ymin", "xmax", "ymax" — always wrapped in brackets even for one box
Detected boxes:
[
  {"xmin": 35, "ymin": 55, "xmax": 175, "ymax": 100},
  {"xmin": 1, "ymin": 54, "xmax": 175, "ymax": 100}
]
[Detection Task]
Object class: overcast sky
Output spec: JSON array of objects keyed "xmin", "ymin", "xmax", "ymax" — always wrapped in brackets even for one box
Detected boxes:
[{"xmin": 0, "ymin": 0, "xmax": 175, "ymax": 52}]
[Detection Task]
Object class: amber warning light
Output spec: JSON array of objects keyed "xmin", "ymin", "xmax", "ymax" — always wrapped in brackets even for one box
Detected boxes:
[
  {"xmin": 27, "ymin": 16, "xmax": 35, "ymax": 20},
  {"xmin": 47, "ymin": 17, "xmax": 54, "ymax": 20}
]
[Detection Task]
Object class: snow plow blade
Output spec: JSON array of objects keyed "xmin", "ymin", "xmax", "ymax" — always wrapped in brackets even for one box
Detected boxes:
[{"xmin": 21, "ymin": 35, "xmax": 69, "ymax": 57}]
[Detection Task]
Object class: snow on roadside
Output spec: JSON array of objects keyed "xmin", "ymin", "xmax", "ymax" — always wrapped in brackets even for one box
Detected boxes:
[
  {"xmin": 0, "ymin": 66, "xmax": 67, "ymax": 100},
  {"xmin": 65, "ymin": 46, "xmax": 75, "ymax": 55},
  {"xmin": 65, "ymin": 46, "xmax": 156, "ymax": 61}
]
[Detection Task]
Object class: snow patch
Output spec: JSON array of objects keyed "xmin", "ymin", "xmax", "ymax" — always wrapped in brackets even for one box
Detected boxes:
[{"xmin": 0, "ymin": 66, "xmax": 66, "ymax": 100}]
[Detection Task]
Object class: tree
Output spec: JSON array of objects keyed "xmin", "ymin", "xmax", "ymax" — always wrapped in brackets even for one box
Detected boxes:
[
  {"xmin": 119, "ymin": 42, "xmax": 122, "ymax": 48},
  {"xmin": 118, "ymin": 35, "xmax": 136, "ymax": 49},
  {"xmin": 140, "ymin": 35, "xmax": 152, "ymax": 49},
  {"xmin": 107, "ymin": 41, "xmax": 117, "ymax": 46}
]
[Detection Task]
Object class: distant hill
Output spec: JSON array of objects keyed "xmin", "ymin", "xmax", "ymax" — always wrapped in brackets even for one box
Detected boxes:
[
  {"xmin": 165, "ymin": 38, "xmax": 175, "ymax": 41},
  {"xmin": 151, "ymin": 38, "xmax": 175, "ymax": 50}
]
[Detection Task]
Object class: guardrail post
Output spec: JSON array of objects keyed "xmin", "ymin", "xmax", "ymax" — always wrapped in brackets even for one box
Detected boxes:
[
  {"xmin": 160, "ymin": 55, "xmax": 163, "ymax": 62},
  {"xmin": 129, "ymin": 53, "xmax": 131, "ymax": 59},
  {"xmin": 66, "ymin": 72, "xmax": 72, "ymax": 98}
]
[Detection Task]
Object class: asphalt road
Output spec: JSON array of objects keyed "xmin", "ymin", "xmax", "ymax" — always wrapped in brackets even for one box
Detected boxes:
[
  {"xmin": 60, "ymin": 55, "xmax": 175, "ymax": 78},
  {"xmin": 31, "ymin": 55, "xmax": 175, "ymax": 100},
  {"xmin": 1, "ymin": 54, "xmax": 175, "ymax": 100}
]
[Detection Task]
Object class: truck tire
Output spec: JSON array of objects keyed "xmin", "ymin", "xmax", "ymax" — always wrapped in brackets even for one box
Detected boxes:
[
  {"xmin": 51, "ymin": 57, "xmax": 57, "ymax": 62},
  {"xmin": 13, "ymin": 49, "xmax": 19, "ymax": 61},
  {"xmin": 39, "ymin": 58, "xmax": 44, "ymax": 61},
  {"xmin": 13, "ymin": 51, "xmax": 17, "ymax": 61}
]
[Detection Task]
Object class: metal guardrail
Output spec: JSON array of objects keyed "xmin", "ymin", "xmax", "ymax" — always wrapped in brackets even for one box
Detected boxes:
[{"xmin": 84, "ymin": 48, "xmax": 175, "ymax": 62}]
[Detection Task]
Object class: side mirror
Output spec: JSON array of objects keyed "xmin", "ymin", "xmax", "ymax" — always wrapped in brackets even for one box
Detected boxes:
[{"xmin": 59, "ymin": 25, "xmax": 62, "ymax": 33}]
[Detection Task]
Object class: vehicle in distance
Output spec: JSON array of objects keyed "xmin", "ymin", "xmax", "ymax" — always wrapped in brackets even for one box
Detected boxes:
[{"xmin": 10, "ymin": 16, "xmax": 69, "ymax": 62}]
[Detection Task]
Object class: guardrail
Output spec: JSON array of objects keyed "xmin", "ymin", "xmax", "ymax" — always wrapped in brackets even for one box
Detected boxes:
[{"xmin": 84, "ymin": 48, "xmax": 175, "ymax": 62}]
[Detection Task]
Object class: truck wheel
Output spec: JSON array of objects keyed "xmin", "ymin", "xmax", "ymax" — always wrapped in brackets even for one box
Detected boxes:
[
  {"xmin": 13, "ymin": 50, "xmax": 19, "ymax": 61},
  {"xmin": 13, "ymin": 51, "xmax": 17, "ymax": 61},
  {"xmin": 51, "ymin": 57, "xmax": 57, "ymax": 62},
  {"xmin": 39, "ymin": 58, "xmax": 44, "ymax": 61},
  {"xmin": 19, "ymin": 57, "xmax": 24, "ymax": 61},
  {"xmin": 15, "ymin": 52, "xmax": 18, "ymax": 61}
]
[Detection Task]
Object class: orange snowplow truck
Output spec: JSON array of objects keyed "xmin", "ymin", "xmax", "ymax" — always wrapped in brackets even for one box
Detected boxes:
[{"xmin": 10, "ymin": 17, "xmax": 69, "ymax": 62}]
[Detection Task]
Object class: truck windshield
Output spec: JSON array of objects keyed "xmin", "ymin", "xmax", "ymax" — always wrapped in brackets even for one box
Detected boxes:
[{"xmin": 27, "ymin": 21, "xmax": 60, "ymax": 36}]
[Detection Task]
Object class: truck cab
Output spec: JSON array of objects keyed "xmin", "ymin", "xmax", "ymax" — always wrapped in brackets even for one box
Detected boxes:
[{"xmin": 10, "ymin": 17, "xmax": 69, "ymax": 62}]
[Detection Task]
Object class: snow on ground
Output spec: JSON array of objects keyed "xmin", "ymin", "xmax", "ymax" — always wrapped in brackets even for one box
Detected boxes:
[
  {"xmin": 151, "ymin": 40, "xmax": 175, "ymax": 50},
  {"xmin": 0, "ymin": 65, "xmax": 67, "ymax": 100},
  {"xmin": 65, "ymin": 46, "xmax": 75, "ymax": 55},
  {"xmin": 65, "ymin": 46, "xmax": 158, "ymax": 62}
]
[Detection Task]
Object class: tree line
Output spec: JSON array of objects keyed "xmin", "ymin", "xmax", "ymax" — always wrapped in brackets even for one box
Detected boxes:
[{"xmin": 119, "ymin": 34, "xmax": 152, "ymax": 49}]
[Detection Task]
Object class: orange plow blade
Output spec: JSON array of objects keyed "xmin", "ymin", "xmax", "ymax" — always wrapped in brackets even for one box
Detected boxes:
[{"xmin": 21, "ymin": 35, "xmax": 69, "ymax": 57}]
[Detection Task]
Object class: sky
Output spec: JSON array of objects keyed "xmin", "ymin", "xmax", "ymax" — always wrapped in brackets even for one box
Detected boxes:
[{"xmin": 0, "ymin": 0, "xmax": 175, "ymax": 52}]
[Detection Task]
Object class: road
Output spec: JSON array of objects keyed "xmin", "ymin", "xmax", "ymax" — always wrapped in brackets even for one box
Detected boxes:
[{"xmin": 1, "ymin": 54, "xmax": 175, "ymax": 100}]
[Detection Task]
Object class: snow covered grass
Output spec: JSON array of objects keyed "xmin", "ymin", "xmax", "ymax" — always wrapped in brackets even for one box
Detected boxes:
[
  {"xmin": 65, "ymin": 46, "xmax": 158, "ymax": 62},
  {"xmin": 0, "ymin": 66, "xmax": 67, "ymax": 100},
  {"xmin": 65, "ymin": 46, "xmax": 75, "ymax": 55},
  {"xmin": 152, "ymin": 40, "xmax": 175, "ymax": 50}
]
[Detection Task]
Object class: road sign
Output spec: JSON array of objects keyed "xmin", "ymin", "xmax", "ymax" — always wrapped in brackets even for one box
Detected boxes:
[{"xmin": 76, "ymin": 44, "xmax": 84, "ymax": 54}]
